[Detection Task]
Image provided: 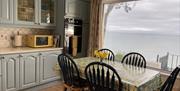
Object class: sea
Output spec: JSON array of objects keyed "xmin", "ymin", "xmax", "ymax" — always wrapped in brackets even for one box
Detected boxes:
[{"xmin": 104, "ymin": 31, "xmax": 180, "ymax": 63}]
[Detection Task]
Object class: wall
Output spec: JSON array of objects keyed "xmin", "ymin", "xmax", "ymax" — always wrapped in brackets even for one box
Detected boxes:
[
  {"xmin": 0, "ymin": 27, "xmax": 52, "ymax": 48},
  {"xmin": 55, "ymin": 0, "xmax": 65, "ymax": 47}
]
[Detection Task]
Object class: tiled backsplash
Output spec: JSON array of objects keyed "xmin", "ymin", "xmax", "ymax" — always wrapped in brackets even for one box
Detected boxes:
[{"xmin": 0, "ymin": 27, "xmax": 52, "ymax": 48}]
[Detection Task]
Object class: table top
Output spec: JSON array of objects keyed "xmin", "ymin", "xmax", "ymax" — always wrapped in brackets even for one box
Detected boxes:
[{"xmin": 74, "ymin": 57, "xmax": 160, "ymax": 87}]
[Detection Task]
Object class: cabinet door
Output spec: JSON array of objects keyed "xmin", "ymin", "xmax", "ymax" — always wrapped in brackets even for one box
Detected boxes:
[
  {"xmin": 14, "ymin": 0, "xmax": 38, "ymax": 25},
  {"xmin": 81, "ymin": 24, "xmax": 89, "ymax": 57},
  {"xmin": 65, "ymin": 0, "xmax": 90, "ymax": 22},
  {"xmin": 80, "ymin": 1, "xmax": 90, "ymax": 23},
  {"xmin": 2, "ymin": 55, "xmax": 19, "ymax": 91},
  {"xmin": 65, "ymin": 0, "xmax": 79, "ymax": 17},
  {"xmin": 19, "ymin": 53, "xmax": 39, "ymax": 89},
  {"xmin": 0, "ymin": 57, "xmax": 3, "ymax": 91},
  {"xmin": 0, "ymin": 0, "xmax": 13, "ymax": 24},
  {"xmin": 40, "ymin": 51, "xmax": 62, "ymax": 84},
  {"xmin": 39, "ymin": 0, "xmax": 56, "ymax": 26}
]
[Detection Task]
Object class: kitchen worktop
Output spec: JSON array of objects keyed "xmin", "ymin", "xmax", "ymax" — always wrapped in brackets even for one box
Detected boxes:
[{"xmin": 0, "ymin": 47, "xmax": 63, "ymax": 55}]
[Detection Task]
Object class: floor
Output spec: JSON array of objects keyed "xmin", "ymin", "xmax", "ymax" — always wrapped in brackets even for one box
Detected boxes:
[
  {"xmin": 22, "ymin": 81, "xmax": 64, "ymax": 91},
  {"xmin": 37, "ymin": 82, "xmax": 180, "ymax": 91},
  {"xmin": 22, "ymin": 78, "xmax": 180, "ymax": 91},
  {"xmin": 40, "ymin": 84, "xmax": 65, "ymax": 91}
]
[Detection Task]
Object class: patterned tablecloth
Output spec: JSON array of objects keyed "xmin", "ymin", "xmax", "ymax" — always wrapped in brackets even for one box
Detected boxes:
[{"xmin": 74, "ymin": 57, "xmax": 162, "ymax": 91}]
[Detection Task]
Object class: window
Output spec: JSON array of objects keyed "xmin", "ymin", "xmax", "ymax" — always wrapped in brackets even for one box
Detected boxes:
[{"xmin": 103, "ymin": 0, "xmax": 180, "ymax": 71}]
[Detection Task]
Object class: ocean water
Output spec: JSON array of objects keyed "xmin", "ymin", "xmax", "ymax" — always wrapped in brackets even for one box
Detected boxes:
[{"xmin": 104, "ymin": 31, "xmax": 180, "ymax": 62}]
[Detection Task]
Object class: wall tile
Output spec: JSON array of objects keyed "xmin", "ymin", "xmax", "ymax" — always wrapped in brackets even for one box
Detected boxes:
[{"xmin": 0, "ymin": 27, "xmax": 53, "ymax": 48}]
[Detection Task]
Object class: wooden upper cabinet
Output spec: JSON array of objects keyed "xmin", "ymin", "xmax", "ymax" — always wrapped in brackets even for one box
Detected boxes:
[
  {"xmin": 17, "ymin": 0, "xmax": 36, "ymax": 23},
  {"xmin": 14, "ymin": 0, "xmax": 56, "ymax": 26},
  {"xmin": 40, "ymin": 0, "xmax": 56, "ymax": 26},
  {"xmin": 0, "ymin": 0, "xmax": 56, "ymax": 27},
  {"xmin": 0, "ymin": 0, "xmax": 13, "ymax": 24},
  {"xmin": 65, "ymin": 0, "xmax": 90, "ymax": 23}
]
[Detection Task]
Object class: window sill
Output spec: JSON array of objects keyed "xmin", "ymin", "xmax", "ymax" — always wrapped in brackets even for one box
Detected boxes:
[{"xmin": 147, "ymin": 66, "xmax": 180, "ymax": 78}]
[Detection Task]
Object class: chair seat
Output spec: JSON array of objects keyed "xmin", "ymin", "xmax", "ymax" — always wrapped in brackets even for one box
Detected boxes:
[
  {"xmin": 94, "ymin": 86, "xmax": 116, "ymax": 91},
  {"xmin": 72, "ymin": 76, "xmax": 88, "ymax": 87}
]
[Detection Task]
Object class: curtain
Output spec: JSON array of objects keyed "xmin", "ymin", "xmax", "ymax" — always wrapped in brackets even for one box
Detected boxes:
[{"xmin": 87, "ymin": 0, "xmax": 103, "ymax": 56}]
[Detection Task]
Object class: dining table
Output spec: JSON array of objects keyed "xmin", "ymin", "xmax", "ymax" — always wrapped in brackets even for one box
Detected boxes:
[{"xmin": 74, "ymin": 57, "xmax": 162, "ymax": 91}]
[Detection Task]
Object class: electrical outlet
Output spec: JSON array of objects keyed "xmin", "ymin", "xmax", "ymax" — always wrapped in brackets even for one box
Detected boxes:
[{"xmin": 0, "ymin": 34, "xmax": 10, "ymax": 41}]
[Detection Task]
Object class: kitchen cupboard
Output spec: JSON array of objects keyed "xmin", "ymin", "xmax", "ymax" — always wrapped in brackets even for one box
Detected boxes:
[
  {"xmin": 2, "ymin": 54, "xmax": 19, "ymax": 91},
  {"xmin": 0, "ymin": 57, "xmax": 3, "ymax": 91},
  {"xmin": 39, "ymin": 51, "xmax": 61, "ymax": 84},
  {"xmin": 0, "ymin": 50, "xmax": 62, "ymax": 91},
  {"xmin": 40, "ymin": 0, "xmax": 56, "ymax": 26},
  {"xmin": 65, "ymin": 0, "xmax": 90, "ymax": 23},
  {"xmin": 0, "ymin": 0, "xmax": 13, "ymax": 24},
  {"xmin": 19, "ymin": 53, "xmax": 40, "ymax": 89},
  {"xmin": 14, "ymin": 0, "xmax": 56, "ymax": 26}
]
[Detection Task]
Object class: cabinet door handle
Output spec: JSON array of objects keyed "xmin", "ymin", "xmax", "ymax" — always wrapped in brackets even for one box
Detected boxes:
[
  {"xmin": 19, "ymin": 55, "xmax": 23, "ymax": 57},
  {"xmin": 39, "ymin": 53, "xmax": 42, "ymax": 56},
  {"xmin": 0, "ymin": 57, "xmax": 5, "ymax": 59}
]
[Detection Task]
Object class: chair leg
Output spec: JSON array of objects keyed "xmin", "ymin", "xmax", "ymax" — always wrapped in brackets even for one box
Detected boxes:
[
  {"xmin": 71, "ymin": 87, "xmax": 82, "ymax": 91},
  {"xmin": 63, "ymin": 83, "xmax": 71, "ymax": 91},
  {"xmin": 83, "ymin": 86, "xmax": 90, "ymax": 91},
  {"xmin": 62, "ymin": 86, "xmax": 67, "ymax": 91}
]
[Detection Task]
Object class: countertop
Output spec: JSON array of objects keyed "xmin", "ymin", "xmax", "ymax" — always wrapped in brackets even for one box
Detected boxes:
[{"xmin": 0, "ymin": 47, "xmax": 63, "ymax": 55}]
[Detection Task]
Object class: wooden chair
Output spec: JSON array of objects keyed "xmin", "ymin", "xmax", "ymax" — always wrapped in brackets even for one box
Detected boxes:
[
  {"xmin": 85, "ymin": 62, "xmax": 123, "ymax": 91},
  {"xmin": 98, "ymin": 48, "xmax": 115, "ymax": 61},
  {"xmin": 160, "ymin": 66, "xmax": 180, "ymax": 91},
  {"xmin": 58, "ymin": 54, "xmax": 88, "ymax": 91},
  {"xmin": 121, "ymin": 52, "xmax": 146, "ymax": 68}
]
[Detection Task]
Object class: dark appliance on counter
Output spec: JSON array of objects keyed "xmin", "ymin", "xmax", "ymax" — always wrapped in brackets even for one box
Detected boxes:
[{"xmin": 64, "ymin": 18, "xmax": 82, "ymax": 56}]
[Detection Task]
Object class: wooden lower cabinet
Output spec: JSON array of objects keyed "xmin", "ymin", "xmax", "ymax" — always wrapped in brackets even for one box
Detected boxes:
[
  {"xmin": 0, "ymin": 57, "xmax": 3, "ymax": 91},
  {"xmin": 2, "ymin": 54, "xmax": 19, "ymax": 91},
  {"xmin": 19, "ymin": 53, "xmax": 40, "ymax": 89},
  {"xmin": 0, "ymin": 50, "xmax": 62, "ymax": 91},
  {"xmin": 40, "ymin": 51, "xmax": 62, "ymax": 84}
]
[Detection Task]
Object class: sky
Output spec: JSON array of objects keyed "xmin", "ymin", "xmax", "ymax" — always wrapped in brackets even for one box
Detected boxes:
[{"xmin": 104, "ymin": 0, "xmax": 180, "ymax": 35}]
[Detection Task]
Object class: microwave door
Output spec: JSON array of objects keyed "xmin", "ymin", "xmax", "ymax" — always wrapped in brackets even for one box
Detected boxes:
[{"xmin": 36, "ymin": 37, "xmax": 48, "ymax": 45}]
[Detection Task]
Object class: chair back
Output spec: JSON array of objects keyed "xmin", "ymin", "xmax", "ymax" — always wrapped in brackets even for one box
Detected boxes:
[
  {"xmin": 85, "ymin": 62, "xmax": 122, "ymax": 91},
  {"xmin": 98, "ymin": 48, "xmax": 115, "ymax": 61},
  {"xmin": 58, "ymin": 54, "xmax": 80, "ymax": 85},
  {"xmin": 121, "ymin": 52, "xmax": 146, "ymax": 68},
  {"xmin": 160, "ymin": 66, "xmax": 180, "ymax": 91}
]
